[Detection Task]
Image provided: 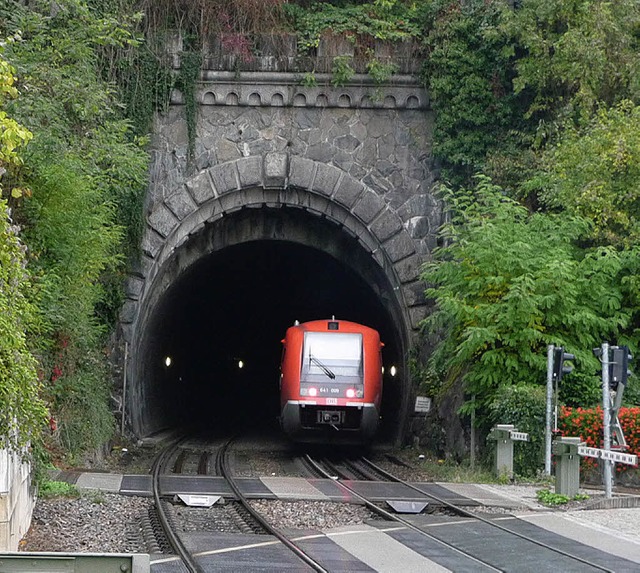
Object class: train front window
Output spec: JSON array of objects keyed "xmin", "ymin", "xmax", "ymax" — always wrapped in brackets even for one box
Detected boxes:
[{"xmin": 301, "ymin": 332, "xmax": 363, "ymax": 381}]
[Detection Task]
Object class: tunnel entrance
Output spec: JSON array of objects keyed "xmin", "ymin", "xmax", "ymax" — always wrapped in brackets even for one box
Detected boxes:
[{"xmin": 132, "ymin": 206, "xmax": 409, "ymax": 444}]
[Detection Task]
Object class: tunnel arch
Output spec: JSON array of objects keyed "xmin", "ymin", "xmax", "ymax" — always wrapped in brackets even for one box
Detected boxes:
[{"xmin": 123, "ymin": 155, "xmax": 426, "ymax": 444}]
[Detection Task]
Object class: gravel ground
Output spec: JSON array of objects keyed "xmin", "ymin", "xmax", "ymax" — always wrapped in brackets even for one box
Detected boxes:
[
  {"xmin": 250, "ymin": 500, "xmax": 379, "ymax": 529},
  {"xmin": 20, "ymin": 493, "xmax": 151, "ymax": 553},
  {"xmin": 18, "ymin": 442, "xmax": 640, "ymax": 555}
]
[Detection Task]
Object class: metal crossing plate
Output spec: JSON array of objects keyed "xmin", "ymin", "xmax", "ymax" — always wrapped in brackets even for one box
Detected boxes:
[
  {"xmin": 386, "ymin": 500, "xmax": 429, "ymax": 514},
  {"xmin": 177, "ymin": 494, "xmax": 221, "ymax": 507}
]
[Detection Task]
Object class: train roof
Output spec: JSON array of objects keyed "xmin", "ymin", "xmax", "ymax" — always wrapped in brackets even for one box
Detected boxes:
[{"xmin": 287, "ymin": 318, "xmax": 380, "ymax": 335}]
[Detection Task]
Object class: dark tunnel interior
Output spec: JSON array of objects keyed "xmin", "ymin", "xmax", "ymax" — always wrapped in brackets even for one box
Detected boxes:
[{"xmin": 141, "ymin": 238, "xmax": 405, "ymax": 443}]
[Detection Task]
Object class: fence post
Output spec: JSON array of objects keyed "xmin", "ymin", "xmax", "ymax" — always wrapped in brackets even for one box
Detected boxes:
[
  {"xmin": 488, "ymin": 424, "xmax": 516, "ymax": 479},
  {"xmin": 552, "ymin": 436, "xmax": 582, "ymax": 497}
]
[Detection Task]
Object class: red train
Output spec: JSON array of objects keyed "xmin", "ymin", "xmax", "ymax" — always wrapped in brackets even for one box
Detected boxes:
[{"xmin": 279, "ymin": 318, "xmax": 383, "ymax": 444}]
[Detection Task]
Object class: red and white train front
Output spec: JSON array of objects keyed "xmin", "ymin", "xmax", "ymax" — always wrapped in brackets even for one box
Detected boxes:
[{"xmin": 279, "ymin": 318, "xmax": 383, "ymax": 444}]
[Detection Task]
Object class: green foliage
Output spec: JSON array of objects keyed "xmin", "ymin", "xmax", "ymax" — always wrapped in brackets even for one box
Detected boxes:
[
  {"xmin": 38, "ymin": 479, "xmax": 79, "ymax": 499},
  {"xmin": 501, "ymin": 0, "xmax": 640, "ymax": 119},
  {"xmin": 300, "ymin": 71, "xmax": 318, "ymax": 87},
  {"xmin": 0, "ymin": 200, "xmax": 48, "ymax": 451},
  {"xmin": 1, "ymin": 0, "xmax": 148, "ymax": 457},
  {"xmin": 331, "ymin": 55, "xmax": 355, "ymax": 87},
  {"xmin": 536, "ymin": 489, "xmax": 569, "ymax": 506},
  {"xmin": 488, "ymin": 385, "xmax": 546, "ymax": 476},
  {"xmin": 531, "ymin": 101, "xmax": 640, "ymax": 247},
  {"xmin": 418, "ymin": 0, "xmax": 524, "ymax": 186},
  {"xmin": 284, "ymin": 1, "xmax": 420, "ymax": 53},
  {"xmin": 54, "ymin": 366, "xmax": 114, "ymax": 454},
  {"xmin": 366, "ymin": 58, "xmax": 397, "ymax": 85},
  {"xmin": 422, "ymin": 177, "xmax": 633, "ymax": 427},
  {"xmin": 536, "ymin": 488, "xmax": 589, "ymax": 506},
  {"xmin": 175, "ymin": 49, "xmax": 203, "ymax": 160},
  {"xmin": 0, "ymin": 43, "xmax": 32, "ymax": 199}
]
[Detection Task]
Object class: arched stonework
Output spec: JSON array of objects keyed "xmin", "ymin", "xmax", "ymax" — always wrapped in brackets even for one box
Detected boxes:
[
  {"xmin": 122, "ymin": 154, "xmax": 427, "ymax": 345},
  {"xmin": 119, "ymin": 67, "xmax": 439, "ymax": 442}
]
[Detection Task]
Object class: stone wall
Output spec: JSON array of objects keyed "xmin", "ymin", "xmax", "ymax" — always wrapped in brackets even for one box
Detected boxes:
[
  {"xmin": 129, "ymin": 71, "xmax": 438, "ymax": 338},
  {"xmin": 0, "ymin": 449, "xmax": 34, "ymax": 550},
  {"xmin": 120, "ymin": 69, "xmax": 441, "ymax": 439}
]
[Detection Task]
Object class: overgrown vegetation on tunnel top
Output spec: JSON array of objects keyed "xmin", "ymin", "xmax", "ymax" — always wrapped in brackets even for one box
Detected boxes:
[{"xmin": 0, "ymin": 0, "xmax": 639, "ymax": 480}]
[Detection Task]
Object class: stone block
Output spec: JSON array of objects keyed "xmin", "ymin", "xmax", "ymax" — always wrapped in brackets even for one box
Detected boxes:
[
  {"xmin": 403, "ymin": 281, "xmax": 426, "ymax": 306},
  {"xmin": 289, "ymin": 156, "xmax": 316, "ymax": 190},
  {"xmin": 394, "ymin": 254, "xmax": 424, "ymax": 284},
  {"xmin": 370, "ymin": 209, "xmax": 403, "ymax": 242},
  {"xmin": 218, "ymin": 190, "xmax": 246, "ymax": 213},
  {"xmin": 409, "ymin": 305, "xmax": 427, "ymax": 329},
  {"xmin": 141, "ymin": 229, "xmax": 164, "ymax": 258},
  {"xmin": 384, "ymin": 231, "xmax": 416, "ymax": 262},
  {"xmin": 165, "ymin": 186, "xmax": 197, "ymax": 220},
  {"xmin": 333, "ymin": 176, "xmax": 364, "ymax": 208},
  {"xmin": 237, "ymin": 155, "xmax": 263, "ymax": 188},
  {"xmin": 312, "ymin": 163, "xmax": 341, "ymax": 198},
  {"xmin": 243, "ymin": 187, "xmax": 268, "ymax": 206},
  {"xmin": 210, "ymin": 162, "xmax": 240, "ymax": 195},
  {"xmin": 120, "ymin": 299, "xmax": 138, "ymax": 324},
  {"xmin": 186, "ymin": 170, "xmax": 217, "ymax": 204},
  {"xmin": 125, "ymin": 276, "xmax": 144, "ymax": 299},
  {"xmin": 406, "ymin": 215, "xmax": 431, "ymax": 239},
  {"xmin": 264, "ymin": 152, "xmax": 289, "ymax": 188},
  {"xmin": 352, "ymin": 191, "xmax": 385, "ymax": 223},
  {"xmin": 148, "ymin": 204, "xmax": 178, "ymax": 238}
]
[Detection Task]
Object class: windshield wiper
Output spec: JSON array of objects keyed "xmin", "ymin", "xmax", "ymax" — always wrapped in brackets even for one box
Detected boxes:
[{"xmin": 309, "ymin": 355, "xmax": 336, "ymax": 379}]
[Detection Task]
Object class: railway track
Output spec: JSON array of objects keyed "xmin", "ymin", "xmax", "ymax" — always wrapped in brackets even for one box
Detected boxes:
[
  {"xmin": 304, "ymin": 454, "xmax": 618, "ymax": 573},
  {"xmin": 146, "ymin": 439, "xmax": 632, "ymax": 572},
  {"xmin": 150, "ymin": 437, "xmax": 328, "ymax": 572}
]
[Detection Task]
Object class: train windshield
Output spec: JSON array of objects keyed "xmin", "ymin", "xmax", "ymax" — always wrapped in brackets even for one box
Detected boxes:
[{"xmin": 302, "ymin": 332, "xmax": 363, "ymax": 380}]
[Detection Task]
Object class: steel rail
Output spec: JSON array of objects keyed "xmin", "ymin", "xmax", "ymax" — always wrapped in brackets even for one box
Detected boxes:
[
  {"xmin": 304, "ymin": 454, "xmax": 502, "ymax": 572},
  {"xmin": 220, "ymin": 438, "xmax": 328, "ymax": 573},
  {"xmin": 360, "ymin": 456, "xmax": 615, "ymax": 573},
  {"xmin": 151, "ymin": 438, "xmax": 206, "ymax": 573}
]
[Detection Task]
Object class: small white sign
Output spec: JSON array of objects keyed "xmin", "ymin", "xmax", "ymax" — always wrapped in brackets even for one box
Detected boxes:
[
  {"xmin": 509, "ymin": 431, "xmax": 529, "ymax": 442},
  {"xmin": 578, "ymin": 446, "xmax": 638, "ymax": 466},
  {"xmin": 177, "ymin": 494, "xmax": 221, "ymax": 507},
  {"xmin": 414, "ymin": 396, "xmax": 431, "ymax": 413}
]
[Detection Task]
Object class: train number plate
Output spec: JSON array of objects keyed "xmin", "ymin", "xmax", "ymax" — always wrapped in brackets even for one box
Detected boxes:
[{"xmin": 325, "ymin": 398, "xmax": 338, "ymax": 405}]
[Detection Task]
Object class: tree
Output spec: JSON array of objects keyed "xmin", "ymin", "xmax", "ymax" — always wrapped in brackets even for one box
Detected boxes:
[
  {"xmin": 0, "ymin": 47, "xmax": 47, "ymax": 451},
  {"xmin": 422, "ymin": 176, "xmax": 632, "ymax": 428}
]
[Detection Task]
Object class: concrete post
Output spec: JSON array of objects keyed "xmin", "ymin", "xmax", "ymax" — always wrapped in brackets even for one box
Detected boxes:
[
  {"xmin": 488, "ymin": 424, "xmax": 516, "ymax": 479},
  {"xmin": 552, "ymin": 437, "xmax": 582, "ymax": 497}
]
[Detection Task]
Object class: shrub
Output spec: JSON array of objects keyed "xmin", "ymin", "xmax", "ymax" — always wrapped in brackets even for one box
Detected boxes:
[
  {"xmin": 487, "ymin": 384, "xmax": 546, "ymax": 477},
  {"xmin": 560, "ymin": 406, "xmax": 640, "ymax": 477}
]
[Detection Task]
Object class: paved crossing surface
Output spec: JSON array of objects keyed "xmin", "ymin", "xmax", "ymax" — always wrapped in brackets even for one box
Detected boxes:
[{"xmin": 50, "ymin": 470, "xmax": 640, "ymax": 572}]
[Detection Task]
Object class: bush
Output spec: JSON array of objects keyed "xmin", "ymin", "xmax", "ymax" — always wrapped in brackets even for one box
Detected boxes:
[
  {"xmin": 560, "ymin": 406, "xmax": 640, "ymax": 478},
  {"xmin": 487, "ymin": 384, "xmax": 547, "ymax": 477}
]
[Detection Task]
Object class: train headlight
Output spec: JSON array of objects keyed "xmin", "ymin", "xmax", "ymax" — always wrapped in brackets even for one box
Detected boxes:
[
  {"xmin": 238, "ymin": 360, "xmax": 244, "ymax": 369},
  {"xmin": 356, "ymin": 389, "xmax": 364, "ymax": 398},
  {"xmin": 308, "ymin": 387, "xmax": 318, "ymax": 397},
  {"xmin": 390, "ymin": 365, "xmax": 397, "ymax": 377},
  {"xmin": 164, "ymin": 356, "xmax": 172, "ymax": 368},
  {"xmin": 346, "ymin": 388, "xmax": 356, "ymax": 398},
  {"xmin": 300, "ymin": 387, "xmax": 308, "ymax": 396}
]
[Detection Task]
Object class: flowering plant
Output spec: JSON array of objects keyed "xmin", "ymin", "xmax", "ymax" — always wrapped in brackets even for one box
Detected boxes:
[{"xmin": 559, "ymin": 406, "xmax": 640, "ymax": 475}]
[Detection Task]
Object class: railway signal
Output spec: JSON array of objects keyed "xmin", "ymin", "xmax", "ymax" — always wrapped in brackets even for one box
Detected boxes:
[
  {"xmin": 609, "ymin": 345, "xmax": 632, "ymax": 390},
  {"xmin": 552, "ymin": 347, "xmax": 575, "ymax": 382}
]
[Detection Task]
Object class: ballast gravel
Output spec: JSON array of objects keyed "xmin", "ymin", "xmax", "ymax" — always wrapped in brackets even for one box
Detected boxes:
[
  {"xmin": 250, "ymin": 499, "xmax": 379, "ymax": 530},
  {"xmin": 20, "ymin": 493, "xmax": 151, "ymax": 553}
]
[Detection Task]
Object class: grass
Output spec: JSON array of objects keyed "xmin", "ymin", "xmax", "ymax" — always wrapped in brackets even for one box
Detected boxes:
[
  {"xmin": 536, "ymin": 488, "xmax": 590, "ymax": 506},
  {"xmin": 38, "ymin": 480, "xmax": 79, "ymax": 499},
  {"xmin": 397, "ymin": 448, "xmax": 556, "ymax": 487}
]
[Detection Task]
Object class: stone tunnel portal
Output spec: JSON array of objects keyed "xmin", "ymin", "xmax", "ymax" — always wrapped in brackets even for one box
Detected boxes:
[{"xmin": 132, "ymin": 206, "xmax": 410, "ymax": 444}]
